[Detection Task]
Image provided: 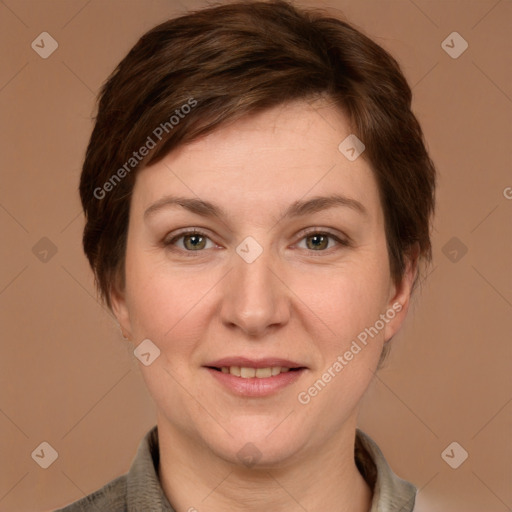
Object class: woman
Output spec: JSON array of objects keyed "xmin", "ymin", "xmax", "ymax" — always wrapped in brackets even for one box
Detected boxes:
[{"xmin": 57, "ymin": 1, "xmax": 436, "ymax": 510}]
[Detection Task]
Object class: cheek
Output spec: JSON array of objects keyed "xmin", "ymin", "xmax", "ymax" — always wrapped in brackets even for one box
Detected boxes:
[
  {"xmin": 291, "ymin": 266, "xmax": 388, "ymax": 422},
  {"xmin": 292, "ymin": 258, "xmax": 390, "ymax": 345},
  {"xmin": 124, "ymin": 252, "xmax": 216, "ymax": 351}
]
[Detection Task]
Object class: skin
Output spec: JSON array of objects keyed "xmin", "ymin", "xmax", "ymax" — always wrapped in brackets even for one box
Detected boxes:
[{"xmin": 112, "ymin": 99, "xmax": 418, "ymax": 512}]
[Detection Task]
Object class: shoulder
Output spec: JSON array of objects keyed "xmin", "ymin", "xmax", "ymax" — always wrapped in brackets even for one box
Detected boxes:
[{"xmin": 54, "ymin": 474, "xmax": 128, "ymax": 512}]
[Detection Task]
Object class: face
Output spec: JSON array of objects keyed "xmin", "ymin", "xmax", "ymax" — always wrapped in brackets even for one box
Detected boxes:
[{"xmin": 112, "ymin": 99, "xmax": 417, "ymax": 467}]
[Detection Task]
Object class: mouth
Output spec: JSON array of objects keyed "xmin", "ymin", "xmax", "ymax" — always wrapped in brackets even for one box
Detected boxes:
[
  {"xmin": 207, "ymin": 366, "xmax": 305, "ymax": 378},
  {"xmin": 203, "ymin": 358, "xmax": 308, "ymax": 397}
]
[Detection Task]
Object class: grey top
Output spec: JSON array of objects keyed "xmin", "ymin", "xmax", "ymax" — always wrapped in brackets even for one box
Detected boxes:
[{"xmin": 55, "ymin": 425, "xmax": 416, "ymax": 512}]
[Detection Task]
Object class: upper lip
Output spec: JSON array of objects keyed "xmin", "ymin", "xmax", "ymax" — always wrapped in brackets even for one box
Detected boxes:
[{"xmin": 205, "ymin": 357, "xmax": 306, "ymax": 369}]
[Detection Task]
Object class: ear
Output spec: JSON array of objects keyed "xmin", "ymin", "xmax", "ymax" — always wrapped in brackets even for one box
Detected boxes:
[
  {"xmin": 383, "ymin": 243, "xmax": 420, "ymax": 343},
  {"xmin": 110, "ymin": 279, "xmax": 133, "ymax": 341}
]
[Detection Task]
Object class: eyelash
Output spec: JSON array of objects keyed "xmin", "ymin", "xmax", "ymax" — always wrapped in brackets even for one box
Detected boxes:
[{"xmin": 163, "ymin": 227, "xmax": 350, "ymax": 256}]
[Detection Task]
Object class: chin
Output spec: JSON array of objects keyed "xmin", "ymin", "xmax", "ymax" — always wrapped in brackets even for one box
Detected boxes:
[{"xmin": 203, "ymin": 419, "xmax": 309, "ymax": 469}]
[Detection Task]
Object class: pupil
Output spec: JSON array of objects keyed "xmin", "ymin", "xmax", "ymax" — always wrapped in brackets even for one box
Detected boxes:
[
  {"xmin": 186, "ymin": 235, "xmax": 204, "ymax": 249},
  {"xmin": 308, "ymin": 234, "xmax": 327, "ymax": 250}
]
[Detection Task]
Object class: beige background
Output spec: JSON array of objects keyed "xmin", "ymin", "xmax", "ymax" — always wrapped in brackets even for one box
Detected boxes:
[{"xmin": 1, "ymin": 0, "xmax": 511, "ymax": 511}]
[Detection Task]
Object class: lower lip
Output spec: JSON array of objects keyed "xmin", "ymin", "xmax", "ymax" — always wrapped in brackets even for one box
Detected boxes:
[{"xmin": 205, "ymin": 368, "xmax": 306, "ymax": 397}]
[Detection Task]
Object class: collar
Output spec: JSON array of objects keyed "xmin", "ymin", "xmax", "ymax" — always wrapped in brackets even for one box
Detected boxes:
[
  {"xmin": 355, "ymin": 428, "xmax": 417, "ymax": 511},
  {"xmin": 126, "ymin": 425, "xmax": 416, "ymax": 511}
]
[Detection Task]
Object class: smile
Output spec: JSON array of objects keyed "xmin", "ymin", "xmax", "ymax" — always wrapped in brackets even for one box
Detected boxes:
[
  {"xmin": 205, "ymin": 365, "xmax": 307, "ymax": 397},
  {"xmin": 215, "ymin": 366, "xmax": 297, "ymax": 378}
]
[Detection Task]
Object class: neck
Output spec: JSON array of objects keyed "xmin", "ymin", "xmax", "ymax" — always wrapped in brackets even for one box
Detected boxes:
[{"xmin": 157, "ymin": 416, "xmax": 373, "ymax": 512}]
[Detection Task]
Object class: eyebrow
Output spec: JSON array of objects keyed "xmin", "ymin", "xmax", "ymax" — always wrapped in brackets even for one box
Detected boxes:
[{"xmin": 144, "ymin": 193, "xmax": 368, "ymax": 221}]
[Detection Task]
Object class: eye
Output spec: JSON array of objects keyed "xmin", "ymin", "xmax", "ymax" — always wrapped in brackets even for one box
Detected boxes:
[
  {"xmin": 296, "ymin": 230, "xmax": 348, "ymax": 252},
  {"xmin": 164, "ymin": 230, "xmax": 216, "ymax": 251},
  {"xmin": 163, "ymin": 228, "xmax": 349, "ymax": 255}
]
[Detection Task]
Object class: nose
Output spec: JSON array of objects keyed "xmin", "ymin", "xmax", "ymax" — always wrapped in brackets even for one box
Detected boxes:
[{"xmin": 219, "ymin": 242, "xmax": 290, "ymax": 338}]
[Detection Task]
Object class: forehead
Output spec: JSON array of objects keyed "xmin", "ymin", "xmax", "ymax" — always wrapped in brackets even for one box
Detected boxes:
[{"xmin": 131, "ymin": 100, "xmax": 381, "ymax": 222}]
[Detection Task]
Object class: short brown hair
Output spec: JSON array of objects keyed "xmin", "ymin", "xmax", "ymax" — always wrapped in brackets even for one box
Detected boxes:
[{"xmin": 80, "ymin": 1, "xmax": 436, "ymax": 339}]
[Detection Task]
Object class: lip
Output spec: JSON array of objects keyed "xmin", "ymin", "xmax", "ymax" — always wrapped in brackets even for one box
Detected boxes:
[
  {"xmin": 205, "ymin": 357, "xmax": 305, "ymax": 369},
  {"xmin": 203, "ymin": 357, "xmax": 308, "ymax": 398},
  {"xmin": 205, "ymin": 367, "xmax": 307, "ymax": 397}
]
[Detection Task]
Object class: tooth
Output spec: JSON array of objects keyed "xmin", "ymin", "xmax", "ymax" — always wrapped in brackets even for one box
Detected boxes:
[
  {"xmin": 240, "ymin": 367, "xmax": 256, "ymax": 378},
  {"xmin": 255, "ymin": 367, "xmax": 272, "ymax": 378},
  {"xmin": 222, "ymin": 366, "xmax": 293, "ymax": 378}
]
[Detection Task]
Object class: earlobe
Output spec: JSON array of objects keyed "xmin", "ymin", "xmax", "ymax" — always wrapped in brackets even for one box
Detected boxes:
[
  {"xmin": 110, "ymin": 283, "xmax": 133, "ymax": 341},
  {"xmin": 383, "ymin": 243, "xmax": 420, "ymax": 343}
]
